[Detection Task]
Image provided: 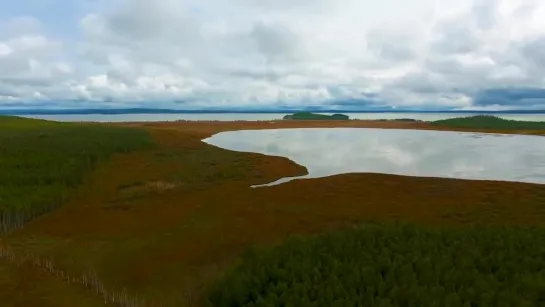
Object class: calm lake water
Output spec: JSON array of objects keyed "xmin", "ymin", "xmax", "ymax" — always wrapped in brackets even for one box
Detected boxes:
[
  {"xmin": 203, "ymin": 128, "xmax": 545, "ymax": 187},
  {"xmin": 19, "ymin": 112, "xmax": 545, "ymax": 122}
]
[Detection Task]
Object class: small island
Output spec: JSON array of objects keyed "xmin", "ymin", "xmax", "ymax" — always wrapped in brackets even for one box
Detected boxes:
[{"xmin": 283, "ymin": 112, "xmax": 350, "ymax": 120}]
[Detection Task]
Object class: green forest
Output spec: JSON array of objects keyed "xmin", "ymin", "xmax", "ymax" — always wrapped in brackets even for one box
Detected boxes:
[
  {"xmin": 431, "ymin": 115, "xmax": 545, "ymax": 130},
  {"xmin": 283, "ymin": 112, "xmax": 350, "ymax": 120},
  {"xmin": 205, "ymin": 223, "xmax": 545, "ymax": 307},
  {"xmin": 0, "ymin": 116, "xmax": 151, "ymax": 233}
]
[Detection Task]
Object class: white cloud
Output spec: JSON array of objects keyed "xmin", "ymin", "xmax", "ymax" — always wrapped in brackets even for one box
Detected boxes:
[{"xmin": 1, "ymin": 0, "xmax": 545, "ymax": 109}]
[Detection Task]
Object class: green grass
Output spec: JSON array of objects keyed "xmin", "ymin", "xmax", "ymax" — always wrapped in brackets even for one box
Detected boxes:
[
  {"xmin": 0, "ymin": 116, "xmax": 152, "ymax": 233},
  {"xmin": 431, "ymin": 115, "xmax": 545, "ymax": 130},
  {"xmin": 205, "ymin": 223, "xmax": 545, "ymax": 307},
  {"xmin": 0, "ymin": 115, "xmax": 64, "ymax": 129}
]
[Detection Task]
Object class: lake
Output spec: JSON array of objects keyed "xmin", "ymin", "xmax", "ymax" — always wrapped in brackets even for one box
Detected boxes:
[
  {"xmin": 18, "ymin": 112, "xmax": 545, "ymax": 122},
  {"xmin": 203, "ymin": 128, "xmax": 545, "ymax": 187}
]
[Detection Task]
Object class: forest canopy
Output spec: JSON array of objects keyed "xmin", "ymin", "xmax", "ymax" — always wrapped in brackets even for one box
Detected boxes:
[
  {"xmin": 205, "ymin": 223, "xmax": 545, "ymax": 307},
  {"xmin": 283, "ymin": 112, "xmax": 350, "ymax": 120}
]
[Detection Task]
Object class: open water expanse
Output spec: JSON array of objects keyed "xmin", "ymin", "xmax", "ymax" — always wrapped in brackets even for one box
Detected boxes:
[
  {"xmin": 19, "ymin": 112, "xmax": 545, "ymax": 122},
  {"xmin": 203, "ymin": 128, "xmax": 545, "ymax": 187}
]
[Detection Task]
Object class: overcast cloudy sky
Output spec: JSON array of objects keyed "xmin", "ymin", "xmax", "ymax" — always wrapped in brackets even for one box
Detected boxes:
[{"xmin": 1, "ymin": 0, "xmax": 545, "ymax": 110}]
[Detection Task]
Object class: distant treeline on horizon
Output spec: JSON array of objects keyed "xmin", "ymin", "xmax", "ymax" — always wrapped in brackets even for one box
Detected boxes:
[{"xmin": 2, "ymin": 108, "xmax": 545, "ymax": 115}]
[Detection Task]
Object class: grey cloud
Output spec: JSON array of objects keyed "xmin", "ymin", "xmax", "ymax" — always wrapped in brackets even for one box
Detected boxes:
[
  {"xmin": 471, "ymin": 0, "xmax": 498, "ymax": 30},
  {"xmin": 0, "ymin": 17, "xmax": 43, "ymax": 37},
  {"xmin": 250, "ymin": 22, "xmax": 303, "ymax": 63},
  {"xmin": 105, "ymin": 1, "xmax": 201, "ymax": 43},
  {"xmin": 0, "ymin": 56, "xmax": 31, "ymax": 76},
  {"xmin": 520, "ymin": 36, "xmax": 545, "ymax": 69},
  {"xmin": 0, "ymin": 86, "xmax": 24, "ymax": 98},
  {"xmin": 0, "ymin": 77, "xmax": 55, "ymax": 87},
  {"xmin": 473, "ymin": 88, "xmax": 545, "ymax": 106},
  {"xmin": 234, "ymin": 0, "xmax": 331, "ymax": 12},
  {"xmin": 366, "ymin": 28, "xmax": 417, "ymax": 62},
  {"xmin": 0, "ymin": 30, "xmax": 69, "ymax": 102},
  {"xmin": 106, "ymin": 1, "xmax": 163, "ymax": 41},
  {"xmin": 81, "ymin": 1, "xmax": 204, "ymax": 60},
  {"xmin": 428, "ymin": 0, "xmax": 501, "ymax": 56},
  {"xmin": 430, "ymin": 20, "xmax": 480, "ymax": 55},
  {"xmin": 224, "ymin": 68, "xmax": 286, "ymax": 81},
  {"xmin": 424, "ymin": 57, "xmax": 495, "ymax": 80},
  {"xmin": 384, "ymin": 73, "xmax": 474, "ymax": 110},
  {"xmin": 3, "ymin": 0, "xmax": 545, "ymax": 111}
]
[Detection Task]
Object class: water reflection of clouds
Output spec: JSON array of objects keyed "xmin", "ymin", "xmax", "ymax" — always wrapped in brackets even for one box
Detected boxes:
[{"xmin": 203, "ymin": 128, "xmax": 545, "ymax": 187}]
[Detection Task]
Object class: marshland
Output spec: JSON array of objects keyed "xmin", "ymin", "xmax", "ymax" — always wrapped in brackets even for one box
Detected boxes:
[{"xmin": 1, "ymin": 114, "xmax": 545, "ymax": 306}]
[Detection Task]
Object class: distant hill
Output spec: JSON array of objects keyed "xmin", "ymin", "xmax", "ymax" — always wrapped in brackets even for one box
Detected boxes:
[{"xmin": 283, "ymin": 112, "xmax": 350, "ymax": 120}]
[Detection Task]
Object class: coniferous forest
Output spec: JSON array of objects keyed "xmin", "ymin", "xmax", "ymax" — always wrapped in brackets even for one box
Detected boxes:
[{"xmin": 205, "ymin": 223, "xmax": 545, "ymax": 307}]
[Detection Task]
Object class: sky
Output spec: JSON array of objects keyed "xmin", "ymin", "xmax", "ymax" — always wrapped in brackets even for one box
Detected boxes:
[{"xmin": 1, "ymin": 0, "xmax": 545, "ymax": 110}]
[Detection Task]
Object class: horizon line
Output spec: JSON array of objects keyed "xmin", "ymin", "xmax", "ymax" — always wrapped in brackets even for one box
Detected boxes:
[{"xmin": 3, "ymin": 108, "xmax": 545, "ymax": 115}]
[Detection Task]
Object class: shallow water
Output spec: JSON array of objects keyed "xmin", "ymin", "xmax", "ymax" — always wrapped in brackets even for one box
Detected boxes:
[{"xmin": 202, "ymin": 128, "xmax": 545, "ymax": 187}]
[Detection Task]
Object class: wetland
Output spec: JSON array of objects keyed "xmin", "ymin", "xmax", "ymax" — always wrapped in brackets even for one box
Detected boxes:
[{"xmin": 1, "ymin": 115, "xmax": 545, "ymax": 306}]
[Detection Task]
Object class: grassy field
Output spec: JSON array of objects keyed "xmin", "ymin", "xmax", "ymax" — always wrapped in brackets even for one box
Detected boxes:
[
  {"xmin": 206, "ymin": 223, "xmax": 545, "ymax": 307},
  {"xmin": 1, "ymin": 115, "xmax": 545, "ymax": 306},
  {"xmin": 0, "ymin": 116, "xmax": 151, "ymax": 233}
]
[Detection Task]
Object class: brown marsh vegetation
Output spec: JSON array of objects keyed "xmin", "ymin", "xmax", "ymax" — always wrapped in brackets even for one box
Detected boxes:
[{"xmin": 1, "ymin": 116, "xmax": 545, "ymax": 306}]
